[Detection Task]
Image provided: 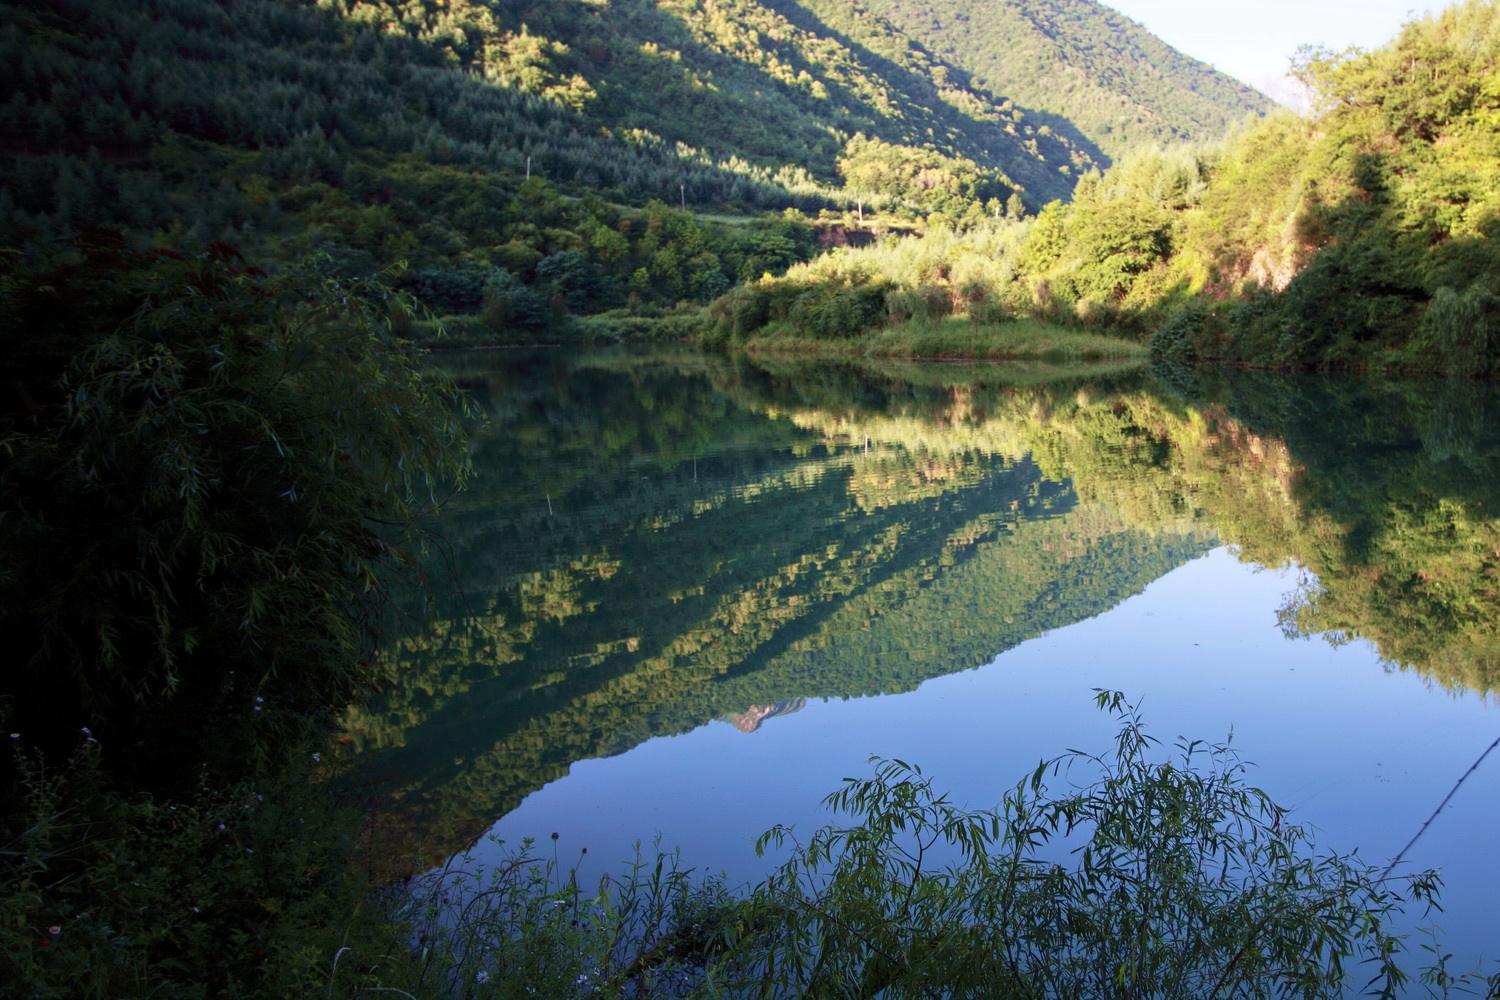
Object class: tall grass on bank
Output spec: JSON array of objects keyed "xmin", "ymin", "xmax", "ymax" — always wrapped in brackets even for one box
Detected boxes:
[
  {"xmin": 0, "ymin": 735, "xmax": 425, "ymax": 998},
  {"xmin": 744, "ymin": 316, "xmax": 1148, "ymax": 363}
]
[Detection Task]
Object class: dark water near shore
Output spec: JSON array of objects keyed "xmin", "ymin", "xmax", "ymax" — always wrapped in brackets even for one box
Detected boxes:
[{"xmin": 350, "ymin": 352, "xmax": 1500, "ymax": 977}]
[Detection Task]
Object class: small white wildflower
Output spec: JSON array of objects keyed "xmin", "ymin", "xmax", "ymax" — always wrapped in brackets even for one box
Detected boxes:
[
  {"xmin": 474, "ymin": 970, "xmax": 490, "ymax": 985},
  {"xmin": 311, "ymin": 752, "xmax": 322, "ymax": 763},
  {"xmin": 8, "ymin": 733, "xmax": 19, "ymax": 740},
  {"xmin": 192, "ymin": 906, "xmax": 201, "ymax": 914},
  {"xmin": 217, "ymin": 823, "xmax": 226, "ymax": 831}
]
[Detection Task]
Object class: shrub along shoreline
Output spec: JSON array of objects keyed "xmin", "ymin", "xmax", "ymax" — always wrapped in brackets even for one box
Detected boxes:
[
  {"xmin": 0, "ymin": 245, "xmax": 470, "ymax": 997},
  {"xmin": 739, "ymin": 317, "xmax": 1148, "ymax": 363}
]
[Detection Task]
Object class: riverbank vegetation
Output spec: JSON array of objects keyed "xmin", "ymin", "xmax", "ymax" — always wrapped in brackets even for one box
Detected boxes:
[
  {"xmin": 708, "ymin": 2, "xmax": 1500, "ymax": 374},
  {"xmin": 0, "ymin": 246, "xmax": 470, "ymax": 995}
]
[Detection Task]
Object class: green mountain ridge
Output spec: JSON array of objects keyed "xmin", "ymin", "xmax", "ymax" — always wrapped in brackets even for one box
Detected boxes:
[
  {"xmin": 382, "ymin": 0, "xmax": 1093, "ymax": 203},
  {"xmin": 860, "ymin": 0, "xmax": 1274, "ymax": 157},
  {"xmin": 2, "ymin": 0, "xmax": 1267, "ymax": 231}
]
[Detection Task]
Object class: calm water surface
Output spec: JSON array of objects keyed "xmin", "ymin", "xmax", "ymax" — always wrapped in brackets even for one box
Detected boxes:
[{"xmin": 350, "ymin": 353, "xmax": 1500, "ymax": 977}]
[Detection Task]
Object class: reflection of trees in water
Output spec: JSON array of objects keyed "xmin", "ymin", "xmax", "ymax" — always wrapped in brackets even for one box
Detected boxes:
[
  {"xmin": 691, "ymin": 358, "xmax": 1500, "ymax": 693},
  {"xmin": 345, "ymin": 356, "xmax": 1214, "ymax": 869},
  {"xmin": 348, "ymin": 355, "xmax": 1500, "ymax": 871},
  {"xmin": 1021, "ymin": 368, "xmax": 1500, "ymax": 694}
]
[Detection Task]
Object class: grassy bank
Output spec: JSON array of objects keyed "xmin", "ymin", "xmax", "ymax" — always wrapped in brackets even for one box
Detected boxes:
[{"xmin": 741, "ymin": 316, "xmax": 1149, "ymax": 363}]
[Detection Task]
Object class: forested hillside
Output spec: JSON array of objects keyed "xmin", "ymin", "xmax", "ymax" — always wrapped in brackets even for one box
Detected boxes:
[
  {"xmin": 862, "ymin": 0, "xmax": 1273, "ymax": 157},
  {"xmin": 715, "ymin": 1, "xmax": 1500, "ymax": 375},
  {"xmin": 0, "ymin": 0, "xmax": 1275, "ymax": 341},
  {"xmin": 331, "ymin": 0, "xmax": 1097, "ymax": 204},
  {"xmin": 0, "ymin": 0, "xmax": 1106, "ymax": 233},
  {"xmin": 0, "ymin": 0, "xmax": 833, "ymax": 338}
]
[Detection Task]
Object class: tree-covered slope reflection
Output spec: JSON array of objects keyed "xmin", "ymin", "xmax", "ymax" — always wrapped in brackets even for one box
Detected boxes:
[
  {"xmin": 348, "ymin": 356, "xmax": 1500, "ymax": 868},
  {"xmin": 345, "ymin": 357, "xmax": 1210, "ymax": 862},
  {"xmin": 1175, "ymin": 375, "xmax": 1500, "ymax": 693},
  {"xmin": 1000, "ymin": 372, "xmax": 1500, "ymax": 694},
  {"xmin": 716, "ymin": 358, "xmax": 1500, "ymax": 693}
]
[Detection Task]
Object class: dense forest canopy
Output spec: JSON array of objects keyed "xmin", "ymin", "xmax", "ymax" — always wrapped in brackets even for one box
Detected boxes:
[
  {"xmin": 6, "ymin": 0, "xmax": 1495, "ymax": 372},
  {"xmin": 324, "ymin": 0, "xmax": 1096, "ymax": 201},
  {"xmin": 0, "ymin": 0, "xmax": 850, "ymax": 338}
]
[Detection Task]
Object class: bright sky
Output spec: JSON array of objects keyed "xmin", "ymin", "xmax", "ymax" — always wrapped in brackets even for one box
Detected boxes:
[{"xmin": 1105, "ymin": 1, "xmax": 1447, "ymax": 106}]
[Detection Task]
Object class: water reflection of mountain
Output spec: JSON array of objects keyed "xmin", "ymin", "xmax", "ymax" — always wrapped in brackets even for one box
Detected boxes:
[
  {"xmin": 347, "ymin": 354, "xmax": 1500, "ymax": 869},
  {"xmin": 726, "ymin": 699, "xmax": 807, "ymax": 733},
  {"xmin": 344, "ymin": 355, "xmax": 1214, "ymax": 866},
  {"xmin": 710, "ymin": 357, "xmax": 1500, "ymax": 693}
]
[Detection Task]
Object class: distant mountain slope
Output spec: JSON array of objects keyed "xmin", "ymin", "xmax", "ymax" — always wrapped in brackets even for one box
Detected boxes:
[
  {"xmin": 334, "ymin": 0, "xmax": 1100, "ymax": 204},
  {"xmin": 857, "ymin": 0, "xmax": 1273, "ymax": 158}
]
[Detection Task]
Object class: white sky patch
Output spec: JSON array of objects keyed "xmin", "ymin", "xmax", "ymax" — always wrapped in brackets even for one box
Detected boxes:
[{"xmin": 1103, "ymin": 0, "xmax": 1447, "ymax": 107}]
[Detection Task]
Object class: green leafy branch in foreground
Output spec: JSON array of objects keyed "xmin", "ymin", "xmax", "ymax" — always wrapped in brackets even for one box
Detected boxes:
[{"xmin": 395, "ymin": 694, "xmax": 1494, "ymax": 998}]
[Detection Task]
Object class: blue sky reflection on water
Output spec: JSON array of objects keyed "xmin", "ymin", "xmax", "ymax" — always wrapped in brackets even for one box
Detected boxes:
[{"xmin": 469, "ymin": 546, "xmax": 1500, "ymax": 975}]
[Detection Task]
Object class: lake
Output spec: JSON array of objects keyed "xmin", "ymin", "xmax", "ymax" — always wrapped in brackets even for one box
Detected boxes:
[{"xmin": 348, "ymin": 351, "xmax": 1499, "ymax": 980}]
